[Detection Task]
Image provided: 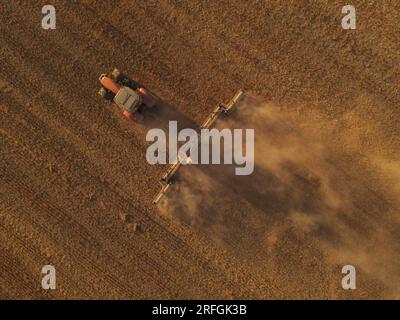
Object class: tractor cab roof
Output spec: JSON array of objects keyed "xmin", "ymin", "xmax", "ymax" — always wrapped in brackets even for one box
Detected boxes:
[{"xmin": 113, "ymin": 87, "xmax": 141, "ymax": 113}]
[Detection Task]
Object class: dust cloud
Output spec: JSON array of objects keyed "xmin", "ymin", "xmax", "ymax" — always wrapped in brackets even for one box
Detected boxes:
[{"xmin": 157, "ymin": 94, "xmax": 400, "ymax": 298}]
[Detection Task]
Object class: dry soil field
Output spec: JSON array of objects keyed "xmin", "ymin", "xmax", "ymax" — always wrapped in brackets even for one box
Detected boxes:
[{"xmin": 1, "ymin": 0, "xmax": 399, "ymax": 299}]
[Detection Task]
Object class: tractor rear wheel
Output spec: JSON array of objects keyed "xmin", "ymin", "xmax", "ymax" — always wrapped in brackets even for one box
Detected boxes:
[
  {"xmin": 137, "ymin": 87, "xmax": 155, "ymax": 108},
  {"xmin": 123, "ymin": 111, "xmax": 144, "ymax": 122}
]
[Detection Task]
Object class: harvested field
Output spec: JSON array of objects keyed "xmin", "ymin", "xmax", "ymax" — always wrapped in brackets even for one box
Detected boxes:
[{"xmin": 0, "ymin": 0, "xmax": 399, "ymax": 299}]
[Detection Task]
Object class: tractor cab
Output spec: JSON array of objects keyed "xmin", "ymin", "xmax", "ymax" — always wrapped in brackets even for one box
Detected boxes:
[
  {"xmin": 113, "ymin": 86, "xmax": 142, "ymax": 113},
  {"xmin": 98, "ymin": 69, "xmax": 155, "ymax": 122}
]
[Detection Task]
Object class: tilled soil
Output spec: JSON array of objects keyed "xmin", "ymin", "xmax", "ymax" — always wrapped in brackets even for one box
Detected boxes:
[{"xmin": 1, "ymin": 0, "xmax": 399, "ymax": 299}]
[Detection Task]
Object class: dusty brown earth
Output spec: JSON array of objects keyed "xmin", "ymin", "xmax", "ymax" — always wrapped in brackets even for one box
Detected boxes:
[{"xmin": 0, "ymin": 0, "xmax": 399, "ymax": 299}]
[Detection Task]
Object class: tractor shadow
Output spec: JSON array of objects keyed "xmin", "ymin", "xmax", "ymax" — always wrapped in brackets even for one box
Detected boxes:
[
  {"xmin": 167, "ymin": 159, "xmax": 343, "ymax": 255},
  {"xmin": 156, "ymin": 95, "xmax": 347, "ymax": 258},
  {"xmin": 141, "ymin": 99, "xmax": 198, "ymax": 133}
]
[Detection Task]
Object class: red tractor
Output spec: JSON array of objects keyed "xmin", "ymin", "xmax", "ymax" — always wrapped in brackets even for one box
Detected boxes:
[{"xmin": 98, "ymin": 69, "xmax": 155, "ymax": 122}]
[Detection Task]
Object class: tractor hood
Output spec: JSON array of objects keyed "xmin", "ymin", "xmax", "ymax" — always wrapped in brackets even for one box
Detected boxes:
[{"xmin": 113, "ymin": 87, "xmax": 142, "ymax": 113}]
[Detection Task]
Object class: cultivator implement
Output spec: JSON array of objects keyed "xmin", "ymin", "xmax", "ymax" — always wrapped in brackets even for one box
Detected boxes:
[
  {"xmin": 152, "ymin": 161, "xmax": 181, "ymax": 204},
  {"xmin": 200, "ymin": 89, "xmax": 244, "ymax": 129},
  {"xmin": 153, "ymin": 90, "xmax": 244, "ymax": 204}
]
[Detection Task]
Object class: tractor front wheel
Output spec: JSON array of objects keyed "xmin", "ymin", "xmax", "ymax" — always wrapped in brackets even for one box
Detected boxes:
[
  {"xmin": 98, "ymin": 87, "xmax": 106, "ymax": 98},
  {"xmin": 111, "ymin": 68, "xmax": 122, "ymax": 82},
  {"xmin": 98, "ymin": 87, "xmax": 114, "ymax": 100}
]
